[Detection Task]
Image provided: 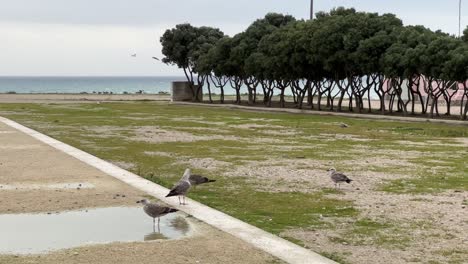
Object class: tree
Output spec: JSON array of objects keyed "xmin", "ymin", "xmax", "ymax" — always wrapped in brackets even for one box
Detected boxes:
[
  {"xmin": 160, "ymin": 7, "xmax": 467, "ymax": 119},
  {"xmin": 160, "ymin": 24, "xmax": 223, "ymax": 101},
  {"xmin": 462, "ymin": 26, "xmax": 468, "ymax": 42},
  {"xmin": 234, "ymin": 13, "xmax": 296, "ymax": 105}
]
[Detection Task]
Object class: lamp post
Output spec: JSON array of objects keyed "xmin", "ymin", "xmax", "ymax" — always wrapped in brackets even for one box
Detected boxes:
[
  {"xmin": 310, "ymin": 0, "xmax": 314, "ymax": 20},
  {"xmin": 459, "ymin": 0, "xmax": 462, "ymax": 37}
]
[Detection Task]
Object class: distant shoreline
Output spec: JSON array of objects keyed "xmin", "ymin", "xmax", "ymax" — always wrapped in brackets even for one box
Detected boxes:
[{"xmin": 0, "ymin": 93, "xmax": 171, "ymax": 103}]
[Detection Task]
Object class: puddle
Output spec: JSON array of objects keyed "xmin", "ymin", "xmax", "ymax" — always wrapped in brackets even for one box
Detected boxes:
[
  {"xmin": 0, "ymin": 182, "xmax": 95, "ymax": 190},
  {"xmin": 0, "ymin": 207, "xmax": 190, "ymax": 254}
]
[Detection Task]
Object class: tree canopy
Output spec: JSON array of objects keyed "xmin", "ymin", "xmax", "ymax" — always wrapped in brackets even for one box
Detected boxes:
[{"xmin": 160, "ymin": 8, "xmax": 468, "ymax": 119}]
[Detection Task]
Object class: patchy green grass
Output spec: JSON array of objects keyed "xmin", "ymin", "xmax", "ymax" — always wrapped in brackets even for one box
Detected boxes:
[
  {"xmin": 0, "ymin": 101, "xmax": 467, "ymax": 263},
  {"xmin": 328, "ymin": 218, "xmax": 412, "ymax": 249}
]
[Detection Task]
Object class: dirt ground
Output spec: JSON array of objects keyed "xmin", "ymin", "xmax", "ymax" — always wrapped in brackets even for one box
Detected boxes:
[
  {"xmin": 0, "ymin": 97, "xmax": 466, "ymax": 264},
  {"xmin": 0, "ymin": 121, "xmax": 282, "ymax": 264}
]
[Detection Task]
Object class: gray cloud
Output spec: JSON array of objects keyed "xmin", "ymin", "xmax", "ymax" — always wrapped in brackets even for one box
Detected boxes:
[{"xmin": 0, "ymin": 0, "xmax": 308, "ymax": 26}]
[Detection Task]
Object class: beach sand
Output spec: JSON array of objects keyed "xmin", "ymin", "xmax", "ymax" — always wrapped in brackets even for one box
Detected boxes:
[{"xmin": 0, "ymin": 93, "xmax": 171, "ymax": 103}]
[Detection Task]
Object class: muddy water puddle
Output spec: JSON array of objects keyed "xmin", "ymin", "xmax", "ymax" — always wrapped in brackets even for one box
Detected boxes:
[{"xmin": 0, "ymin": 207, "xmax": 190, "ymax": 254}]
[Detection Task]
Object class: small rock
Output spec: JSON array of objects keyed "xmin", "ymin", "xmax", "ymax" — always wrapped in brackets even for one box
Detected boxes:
[
  {"xmin": 454, "ymin": 190, "xmax": 462, "ymax": 193},
  {"xmin": 122, "ymin": 195, "xmax": 126, "ymax": 198},
  {"xmin": 462, "ymin": 206, "xmax": 466, "ymax": 209},
  {"xmin": 73, "ymin": 252, "xmax": 79, "ymax": 256},
  {"xmin": 342, "ymin": 242, "xmax": 348, "ymax": 245},
  {"xmin": 76, "ymin": 187, "xmax": 80, "ymax": 190},
  {"xmin": 355, "ymin": 188, "xmax": 360, "ymax": 190},
  {"xmin": 78, "ymin": 184, "xmax": 82, "ymax": 187},
  {"xmin": 47, "ymin": 212, "xmax": 51, "ymax": 215}
]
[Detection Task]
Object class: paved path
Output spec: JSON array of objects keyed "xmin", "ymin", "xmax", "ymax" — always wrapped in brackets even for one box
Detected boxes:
[
  {"xmin": 172, "ymin": 102, "xmax": 468, "ymax": 126},
  {"xmin": 0, "ymin": 116, "xmax": 336, "ymax": 264}
]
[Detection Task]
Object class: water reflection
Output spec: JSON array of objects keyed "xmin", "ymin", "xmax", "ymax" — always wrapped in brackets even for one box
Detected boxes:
[
  {"xmin": 0, "ymin": 207, "xmax": 190, "ymax": 254},
  {"xmin": 170, "ymin": 216, "xmax": 190, "ymax": 235}
]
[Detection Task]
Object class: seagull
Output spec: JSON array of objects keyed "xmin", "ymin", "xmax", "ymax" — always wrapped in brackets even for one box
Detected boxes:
[
  {"xmin": 152, "ymin": 56, "xmax": 160, "ymax": 61},
  {"xmin": 136, "ymin": 199, "xmax": 178, "ymax": 232},
  {"xmin": 327, "ymin": 168, "xmax": 353, "ymax": 189},
  {"xmin": 131, "ymin": 53, "xmax": 137, "ymax": 57},
  {"xmin": 189, "ymin": 174, "xmax": 216, "ymax": 186},
  {"xmin": 166, "ymin": 169, "xmax": 192, "ymax": 205}
]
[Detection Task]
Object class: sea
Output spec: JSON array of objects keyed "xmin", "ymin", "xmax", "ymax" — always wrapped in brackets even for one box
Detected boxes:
[{"xmin": 0, "ymin": 76, "xmax": 188, "ymax": 94}]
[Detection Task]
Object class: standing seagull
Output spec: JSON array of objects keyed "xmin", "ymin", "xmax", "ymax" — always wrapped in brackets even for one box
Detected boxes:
[
  {"xmin": 189, "ymin": 174, "xmax": 216, "ymax": 186},
  {"xmin": 166, "ymin": 169, "xmax": 192, "ymax": 205},
  {"xmin": 327, "ymin": 168, "xmax": 353, "ymax": 189},
  {"xmin": 136, "ymin": 199, "xmax": 178, "ymax": 232}
]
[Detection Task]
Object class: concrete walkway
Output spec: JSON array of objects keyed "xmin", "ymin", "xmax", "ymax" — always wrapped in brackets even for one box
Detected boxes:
[
  {"xmin": 172, "ymin": 102, "xmax": 468, "ymax": 126},
  {"xmin": 0, "ymin": 116, "xmax": 336, "ymax": 264}
]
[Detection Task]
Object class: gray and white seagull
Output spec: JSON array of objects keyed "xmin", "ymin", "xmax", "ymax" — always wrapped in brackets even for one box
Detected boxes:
[
  {"xmin": 136, "ymin": 199, "xmax": 178, "ymax": 232},
  {"xmin": 327, "ymin": 168, "xmax": 353, "ymax": 189},
  {"xmin": 166, "ymin": 168, "xmax": 192, "ymax": 205},
  {"xmin": 189, "ymin": 174, "xmax": 216, "ymax": 186}
]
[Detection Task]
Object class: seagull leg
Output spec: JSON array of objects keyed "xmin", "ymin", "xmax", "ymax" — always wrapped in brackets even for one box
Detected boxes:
[
  {"xmin": 178, "ymin": 196, "xmax": 181, "ymax": 205},
  {"xmin": 153, "ymin": 218, "xmax": 155, "ymax": 232},
  {"xmin": 157, "ymin": 217, "xmax": 161, "ymax": 233}
]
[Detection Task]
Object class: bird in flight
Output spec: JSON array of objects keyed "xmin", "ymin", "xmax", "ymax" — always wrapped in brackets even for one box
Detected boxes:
[
  {"xmin": 131, "ymin": 53, "xmax": 137, "ymax": 57},
  {"xmin": 152, "ymin": 56, "xmax": 160, "ymax": 61}
]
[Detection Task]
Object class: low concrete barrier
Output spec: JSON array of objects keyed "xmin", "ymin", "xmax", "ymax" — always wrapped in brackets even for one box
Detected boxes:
[{"xmin": 171, "ymin": 81, "xmax": 202, "ymax": 101}]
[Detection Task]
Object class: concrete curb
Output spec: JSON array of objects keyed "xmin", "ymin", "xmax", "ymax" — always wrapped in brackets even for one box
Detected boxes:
[
  {"xmin": 171, "ymin": 102, "xmax": 468, "ymax": 126},
  {"xmin": 0, "ymin": 116, "xmax": 337, "ymax": 264}
]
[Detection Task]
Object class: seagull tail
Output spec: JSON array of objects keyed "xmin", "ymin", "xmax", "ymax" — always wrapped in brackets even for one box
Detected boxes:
[
  {"xmin": 168, "ymin": 208, "xmax": 179, "ymax": 213},
  {"xmin": 207, "ymin": 179, "xmax": 216, "ymax": 183},
  {"xmin": 346, "ymin": 179, "xmax": 353, "ymax": 183},
  {"xmin": 165, "ymin": 190, "xmax": 179, "ymax": 197}
]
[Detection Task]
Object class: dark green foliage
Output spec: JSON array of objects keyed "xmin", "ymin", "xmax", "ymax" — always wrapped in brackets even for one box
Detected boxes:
[{"xmin": 161, "ymin": 7, "xmax": 468, "ymax": 118}]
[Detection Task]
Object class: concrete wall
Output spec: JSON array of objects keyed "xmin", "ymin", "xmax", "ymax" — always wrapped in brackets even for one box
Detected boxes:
[{"xmin": 171, "ymin": 81, "xmax": 202, "ymax": 101}]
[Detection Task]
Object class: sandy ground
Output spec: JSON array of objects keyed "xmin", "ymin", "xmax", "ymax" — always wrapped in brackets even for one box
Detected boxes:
[
  {"xmin": 134, "ymin": 126, "xmax": 468, "ymax": 263},
  {"xmin": 0, "ymin": 93, "xmax": 170, "ymax": 103},
  {"xmin": 0, "ymin": 122, "xmax": 282, "ymax": 264}
]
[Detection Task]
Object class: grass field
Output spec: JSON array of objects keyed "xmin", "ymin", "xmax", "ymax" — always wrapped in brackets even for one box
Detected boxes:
[{"xmin": 0, "ymin": 102, "xmax": 467, "ymax": 264}]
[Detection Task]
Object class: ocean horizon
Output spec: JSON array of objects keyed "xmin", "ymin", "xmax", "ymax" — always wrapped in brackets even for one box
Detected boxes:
[{"xmin": 0, "ymin": 76, "xmax": 188, "ymax": 95}]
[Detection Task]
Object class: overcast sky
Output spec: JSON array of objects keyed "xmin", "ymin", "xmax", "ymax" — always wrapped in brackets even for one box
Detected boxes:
[{"xmin": 0, "ymin": 0, "xmax": 466, "ymax": 76}]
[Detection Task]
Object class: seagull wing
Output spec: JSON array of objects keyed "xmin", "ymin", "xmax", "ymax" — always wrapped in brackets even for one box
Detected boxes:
[
  {"xmin": 166, "ymin": 181, "xmax": 191, "ymax": 197},
  {"xmin": 144, "ymin": 203, "xmax": 167, "ymax": 217},
  {"xmin": 331, "ymin": 172, "xmax": 352, "ymax": 183},
  {"xmin": 190, "ymin": 174, "xmax": 216, "ymax": 185}
]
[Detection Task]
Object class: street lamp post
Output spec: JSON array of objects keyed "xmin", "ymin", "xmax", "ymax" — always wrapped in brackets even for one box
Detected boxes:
[
  {"xmin": 310, "ymin": 0, "xmax": 314, "ymax": 20},
  {"xmin": 459, "ymin": 0, "xmax": 462, "ymax": 37}
]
